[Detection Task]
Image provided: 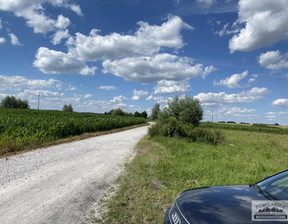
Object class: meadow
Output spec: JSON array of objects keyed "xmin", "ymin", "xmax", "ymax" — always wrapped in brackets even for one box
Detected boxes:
[
  {"xmin": 0, "ymin": 108, "xmax": 146, "ymax": 156},
  {"xmin": 97, "ymin": 126, "xmax": 288, "ymax": 223}
]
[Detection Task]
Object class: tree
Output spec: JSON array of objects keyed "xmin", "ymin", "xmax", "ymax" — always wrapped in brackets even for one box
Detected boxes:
[
  {"xmin": 160, "ymin": 95, "xmax": 203, "ymax": 127},
  {"xmin": 1, "ymin": 96, "xmax": 29, "ymax": 109},
  {"xmin": 141, "ymin": 111, "xmax": 148, "ymax": 119},
  {"xmin": 150, "ymin": 103, "xmax": 161, "ymax": 120},
  {"xmin": 134, "ymin": 111, "xmax": 141, "ymax": 117},
  {"xmin": 62, "ymin": 104, "xmax": 73, "ymax": 112},
  {"xmin": 111, "ymin": 108, "xmax": 125, "ymax": 116}
]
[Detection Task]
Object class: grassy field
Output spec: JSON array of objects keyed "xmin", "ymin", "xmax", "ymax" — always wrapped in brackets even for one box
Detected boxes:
[
  {"xmin": 200, "ymin": 121, "xmax": 288, "ymax": 134},
  {"xmin": 0, "ymin": 108, "xmax": 146, "ymax": 156},
  {"xmin": 96, "ymin": 127, "xmax": 288, "ymax": 223}
]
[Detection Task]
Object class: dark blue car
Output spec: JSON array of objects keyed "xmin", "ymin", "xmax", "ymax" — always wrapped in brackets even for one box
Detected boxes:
[{"xmin": 164, "ymin": 170, "xmax": 288, "ymax": 224}]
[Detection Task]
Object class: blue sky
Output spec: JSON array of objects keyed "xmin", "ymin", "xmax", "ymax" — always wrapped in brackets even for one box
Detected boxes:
[{"xmin": 0, "ymin": 0, "xmax": 288, "ymax": 125}]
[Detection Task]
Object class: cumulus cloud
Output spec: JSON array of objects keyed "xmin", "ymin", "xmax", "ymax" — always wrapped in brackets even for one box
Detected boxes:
[
  {"xmin": 98, "ymin": 85, "xmax": 116, "ymax": 91},
  {"xmin": 259, "ymin": 50, "xmax": 288, "ymax": 70},
  {"xmin": 51, "ymin": 29, "xmax": 70, "ymax": 45},
  {"xmin": 68, "ymin": 15, "xmax": 193, "ymax": 61},
  {"xmin": 229, "ymin": 0, "xmax": 288, "ymax": 52},
  {"xmin": 195, "ymin": 87, "xmax": 270, "ymax": 107},
  {"xmin": 33, "ymin": 47, "xmax": 96, "ymax": 75},
  {"xmin": 0, "ymin": 74, "xmax": 62, "ymax": 91},
  {"xmin": 131, "ymin": 89, "xmax": 149, "ymax": 100},
  {"xmin": 0, "ymin": 0, "xmax": 80, "ymax": 36},
  {"xmin": 110, "ymin": 95, "xmax": 128, "ymax": 103},
  {"xmin": 55, "ymin": 14, "xmax": 70, "ymax": 29},
  {"xmin": 271, "ymin": 99, "xmax": 288, "ymax": 108},
  {"xmin": 102, "ymin": 53, "xmax": 215, "ymax": 83},
  {"xmin": 9, "ymin": 33, "xmax": 22, "ymax": 46},
  {"xmin": 213, "ymin": 71, "xmax": 248, "ymax": 88},
  {"xmin": 154, "ymin": 80, "xmax": 191, "ymax": 94}
]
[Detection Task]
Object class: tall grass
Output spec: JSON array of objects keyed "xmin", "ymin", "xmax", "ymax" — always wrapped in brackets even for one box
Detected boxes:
[{"xmin": 98, "ymin": 129, "xmax": 288, "ymax": 223}]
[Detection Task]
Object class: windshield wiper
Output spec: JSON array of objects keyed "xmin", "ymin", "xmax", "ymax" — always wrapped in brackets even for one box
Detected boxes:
[{"xmin": 250, "ymin": 184, "xmax": 279, "ymax": 200}]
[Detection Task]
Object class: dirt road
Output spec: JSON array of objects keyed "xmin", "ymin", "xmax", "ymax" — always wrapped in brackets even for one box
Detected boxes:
[{"xmin": 0, "ymin": 125, "xmax": 149, "ymax": 224}]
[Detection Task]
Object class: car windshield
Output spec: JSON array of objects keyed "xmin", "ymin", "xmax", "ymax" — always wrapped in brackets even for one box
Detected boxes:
[{"xmin": 257, "ymin": 170, "xmax": 288, "ymax": 200}]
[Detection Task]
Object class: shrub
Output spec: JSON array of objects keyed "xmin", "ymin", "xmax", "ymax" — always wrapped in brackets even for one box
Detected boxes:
[
  {"xmin": 161, "ymin": 96, "xmax": 203, "ymax": 127},
  {"xmin": 149, "ymin": 119, "xmax": 224, "ymax": 145}
]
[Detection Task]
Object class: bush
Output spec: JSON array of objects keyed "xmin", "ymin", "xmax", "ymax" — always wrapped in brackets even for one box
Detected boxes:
[
  {"xmin": 160, "ymin": 96, "xmax": 203, "ymax": 127},
  {"xmin": 149, "ymin": 119, "xmax": 224, "ymax": 145}
]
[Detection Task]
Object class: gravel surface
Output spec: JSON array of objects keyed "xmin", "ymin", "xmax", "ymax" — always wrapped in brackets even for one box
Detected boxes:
[{"xmin": 0, "ymin": 125, "xmax": 149, "ymax": 224}]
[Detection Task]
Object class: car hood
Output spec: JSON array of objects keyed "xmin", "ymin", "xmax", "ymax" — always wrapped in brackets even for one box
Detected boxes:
[{"xmin": 176, "ymin": 185, "xmax": 280, "ymax": 224}]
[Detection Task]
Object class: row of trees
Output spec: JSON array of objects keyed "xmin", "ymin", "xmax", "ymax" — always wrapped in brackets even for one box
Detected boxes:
[
  {"xmin": 105, "ymin": 108, "xmax": 148, "ymax": 119},
  {"xmin": 0, "ymin": 96, "xmax": 30, "ymax": 109}
]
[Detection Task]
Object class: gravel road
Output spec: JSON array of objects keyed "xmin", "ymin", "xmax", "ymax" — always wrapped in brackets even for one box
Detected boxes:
[{"xmin": 0, "ymin": 125, "xmax": 149, "ymax": 224}]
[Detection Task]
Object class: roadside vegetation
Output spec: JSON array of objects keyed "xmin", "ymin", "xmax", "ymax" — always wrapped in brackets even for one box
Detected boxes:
[
  {"xmin": 95, "ymin": 96, "xmax": 288, "ymax": 223},
  {"xmin": 96, "ymin": 127, "xmax": 288, "ymax": 223},
  {"xmin": 0, "ymin": 108, "xmax": 146, "ymax": 156}
]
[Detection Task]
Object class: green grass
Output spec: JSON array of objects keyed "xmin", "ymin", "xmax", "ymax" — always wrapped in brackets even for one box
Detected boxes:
[
  {"xmin": 96, "ymin": 129, "xmax": 288, "ymax": 223},
  {"xmin": 200, "ymin": 121, "xmax": 288, "ymax": 134}
]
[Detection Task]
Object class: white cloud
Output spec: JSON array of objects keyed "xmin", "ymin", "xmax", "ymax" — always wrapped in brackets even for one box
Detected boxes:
[
  {"xmin": 0, "ymin": 37, "xmax": 5, "ymax": 44},
  {"xmin": 84, "ymin": 94, "xmax": 93, "ymax": 99},
  {"xmin": 69, "ymin": 4, "xmax": 83, "ymax": 16},
  {"xmin": 271, "ymin": 99, "xmax": 288, "ymax": 108},
  {"xmin": 215, "ymin": 107, "xmax": 256, "ymax": 121},
  {"xmin": 55, "ymin": 14, "xmax": 70, "ymax": 29},
  {"xmin": 79, "ymin": 65, "xmax": 97, "ymax": 76},
  {"xmin": 0, "ymin": 74, "xmax": 62, "ymax": 91},
  {"xmin": 131, "ymin": 89, "xmax": 149, "ymax": 100},
  {"xmin": 66, "ymin": 84, "xmax": 77, "ymax": 91},
  {"xmin": 18, "ymin": 7, "xmax": 56, "ymax": 34},
  {"xmin": 248, "ymin": 74, "xmax": 259, "ymax": 84},
  {"xmin": 69, "ymin": 15, "xmax": 193, "ymax": 61},
  {"xmin": 214, "ymin": 22, "xmax": 239, "ymax": 37},
  {"xmin": 266, "ymin": 111, "xmax": 288, "ymax": 121},
  {"xmin": 98, "ymin": 85, "xmax": 116, "ymax": 91},
  {"xmin": 197, "ymin": 0, "xmax": 215, "ymax": 9},
  {"xmin": 229, "ymin": 0, "xmax": 288, "ymax": 52},
  {"xmin": 154, "ymin": 79, "xmax": 191, "ymax": 94},
  {"xmin": 102, "ymin": 53, "xmax": 215, "ymax": 83},
  {"xmin": 195, "ymin": 87, "xmax": 270, "ymax": 107},
  {"xmin": 0, "ymin": 0, "xmax": 80, "ymax": 37},
  {"xmin": 51, "ymin": 29, "xmax": 70, "ymax": 45},
  {"xmin": 33, "ymin": 47, "xmax": 96, "ymax": 75},
  {"xmin": 19, "ymin": 89, "xmax": 64, "ymax": 98},
  {"xmin": 9, "ymin": 33, "xmax": 22, "ymax": 46},
  {"xmin": 110, "ymin": 95, "xmax": 128, "ymax": 103},
  {"xmin": 146, "ymin": 95, "xmax": 169, "ymax": 104},
  {"xmin": 213, "ymin": 71, "xmax": 248, "ymax": 88},
  {"xmin": 259, "ymin": 50, "xmax": 288, "ymax": 70}
]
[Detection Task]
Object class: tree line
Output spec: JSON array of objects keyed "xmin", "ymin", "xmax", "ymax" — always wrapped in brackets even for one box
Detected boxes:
[
  {"xmin": 104, "ymin": 108, "xmax": 148, "ymax": 119},
  {"xmin": 0, "ymin": 96, "xmax": 30, "ymax": 109}
]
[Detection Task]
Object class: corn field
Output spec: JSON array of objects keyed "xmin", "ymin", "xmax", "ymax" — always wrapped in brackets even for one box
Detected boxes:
[{"xmin": 0, "ymin": 108, "xmax": 146, "ymax": 154}]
